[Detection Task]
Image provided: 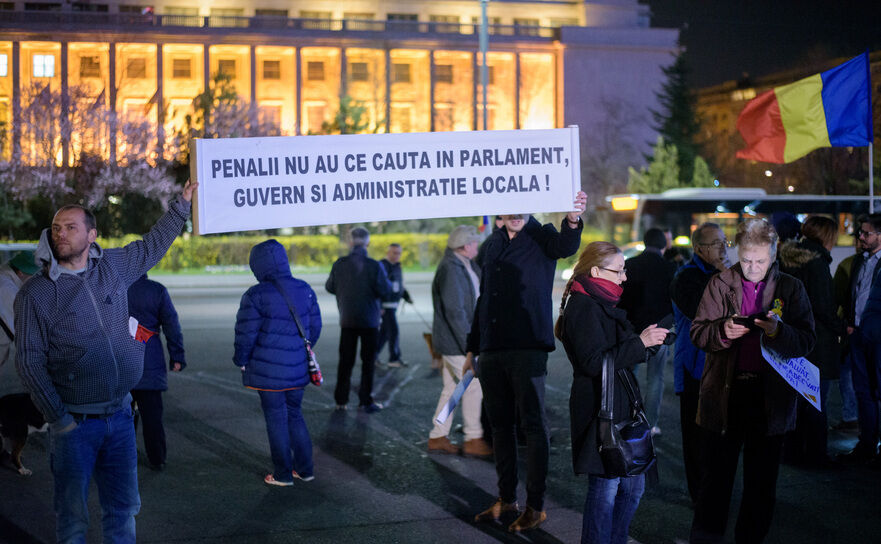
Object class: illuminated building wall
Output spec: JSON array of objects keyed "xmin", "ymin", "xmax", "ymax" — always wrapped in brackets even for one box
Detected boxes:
[{"xmin": 0, "ymin": 1, "xmax": 678, "ymax": 169}]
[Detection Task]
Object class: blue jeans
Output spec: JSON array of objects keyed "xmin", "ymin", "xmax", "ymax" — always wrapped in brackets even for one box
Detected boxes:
[
  {"xmin": 839, "ymin": 353, "xmax": 858, "ymax": 422},
  {"xmin": 259, "ymin": 389, "xmax": 313, "ymax": 482},
  {"xmin": 582, "ymin": 474, "xmax": 645, "ymax": 544},
  {"xmin": 376, "ymin": 308, "xmax": 401, "ymax": 362},
  {"xmin": 50, "ymin": 406, "xmax": 140, "ymax": 544},
  {"xmin": 643, "ymin": 344, "xmax": 668, "ymax": 428},
  {"xmin": 849, "ymin": 328, "xmax": 881, "ymax": 452}
]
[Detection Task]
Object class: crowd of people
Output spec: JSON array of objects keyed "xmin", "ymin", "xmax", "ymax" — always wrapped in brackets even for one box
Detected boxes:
[{"xmin": 2, "ymin": 184, "xmax": 880, "ymax": 543}]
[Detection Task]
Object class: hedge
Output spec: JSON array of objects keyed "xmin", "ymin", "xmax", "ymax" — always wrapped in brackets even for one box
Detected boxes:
[{"xmin": 10, "ymin": 226, "xmax": 607, "ymax": 272}]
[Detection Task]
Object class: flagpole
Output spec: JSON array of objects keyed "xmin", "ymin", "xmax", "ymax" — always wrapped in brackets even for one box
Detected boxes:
[{"xmin": 870, "ymin": 142, "xmax": 875, "ymax": 213}]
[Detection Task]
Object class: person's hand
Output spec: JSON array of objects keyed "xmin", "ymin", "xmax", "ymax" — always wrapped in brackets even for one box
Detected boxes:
[
  {"xmin": 847, "ymin": 326, "xmax": 854, "ymax": 335},
  {"xmin": 181, "ymin": 179, "xmax": 199, "ymax": 202},
  {"xmin": 56, "ymin": 420, "xmax": 78, "ymax": 435},
  {"xmin": 639, "ymin": 324, "xmax": 669, "ymax": 348},
  {"xmin": 463, "ymin": 352, "xmax": 475, "ymax": 374},
  {"xmin": 240, "ymin": 366, "xmax": 246, "ymax": 372},
  {"xmin": 566, "ymin": 191, "xmax": 587, "ymax": 225},
  {"xmin": 754, "ymin": 311, "xmax": 781, "ymax": 337},
  {"xmin": 171, "ymin": 362, "xmax": 183, "ymax": 372},
  {"xmin": 723, "ymin": 318, "xmax": 750, "ymax": 340}
]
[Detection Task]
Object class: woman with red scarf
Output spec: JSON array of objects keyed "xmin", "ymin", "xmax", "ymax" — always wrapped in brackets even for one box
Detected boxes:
[{"xmin": 555, "ymin": 241, "xmax": 668, "ymax": 544}]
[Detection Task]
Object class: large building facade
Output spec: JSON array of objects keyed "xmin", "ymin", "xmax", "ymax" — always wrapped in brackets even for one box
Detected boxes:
[{"xmin": 0, "ymin": 0, "xmax": 677, "ymax": 181}]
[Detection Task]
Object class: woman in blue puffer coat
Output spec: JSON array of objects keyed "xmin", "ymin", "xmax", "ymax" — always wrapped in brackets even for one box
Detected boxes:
[{"xmin": 234, "ymin": 239, "xmax": 322, "ymax": 486}]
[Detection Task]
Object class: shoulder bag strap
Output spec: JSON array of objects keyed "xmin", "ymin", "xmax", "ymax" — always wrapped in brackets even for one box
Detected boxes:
[
  {"xmin": 0, "ymin": 316, "xmax": 12, "ymax": 341},
  {"xmin": 270, "ymin": 280, "xmax": 310, "ymax": 349},
  {"xmin": 599, "ymin": 352, "xmax": 615, "ymax": 419},
  {"xmin": 616, "ymin": 367, "xmax": 648, "ymax": 415}
]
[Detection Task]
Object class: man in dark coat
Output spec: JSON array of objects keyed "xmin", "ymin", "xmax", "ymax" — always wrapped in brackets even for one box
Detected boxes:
[
  {"xmin": 128, "ymin": 273, "xmax": 186, "ymax": 470},
  {"xmin": 326, "ymin": 227, "xmax": 391, "ymax": 413},
  {"xmin": 466, "ymin": 190, "xmax": 586, "ymax": 532},
  {"xmin": 618, "ymin": 227, "xmax": 675, "ymax": 434},
  {"xmin": 376, "ymin": 243, "xmax": 412, "ymax": 367},
  {"xmin": 838, "ymin": 213, "xmax": 881, "ymax": 464},
  {"xmin": 670, "ymin": 222, "xmax": 729, "ymax": 501}
]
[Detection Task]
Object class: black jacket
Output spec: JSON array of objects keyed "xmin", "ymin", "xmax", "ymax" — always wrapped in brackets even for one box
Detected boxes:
[
  {"xmin": 618, "ymin": 248, "xmax": 675, "ymax": 332},
  {"xmin": 778, "ymin": 239, "xmax": 845, "ymax": 379},
  {"xmin": 325, "ymin": 246, "xmax": 392, "ymax": 329},
  {"xmin": 559, "ymin": 290, "xmax": 647, "ymax": 475},
  {"xmin": 845, "ymin": 250, "xmax": 881, "ymax": 326},
  {"xmin": 467, "ymin": 216, "xmax": 581, "ymax": 354}
]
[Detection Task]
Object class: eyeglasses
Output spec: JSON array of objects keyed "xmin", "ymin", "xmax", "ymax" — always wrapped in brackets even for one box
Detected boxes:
[
  {"xmin": 857, "ymin": 229, "xmax": 880, "ymax": 238},
  {"xmin": 699, "ymin": 239, "xmax": 732, "ymax": 249},
  {"xmin": 600, "ymin": 267, "xmax": 627, "ymax": 277}
]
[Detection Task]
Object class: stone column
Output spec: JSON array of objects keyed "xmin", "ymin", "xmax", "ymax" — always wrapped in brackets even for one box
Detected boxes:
[
  {"xmin": 108, "ymin": 42, "xmax": 117, "ymax": 164},
  {"xmin": 11, "ymin": 41, "xmax": 20, "ymax": 158},
  {"xmin": 295, "ymin": 47, "xmax": 302, "ymax": 135}
]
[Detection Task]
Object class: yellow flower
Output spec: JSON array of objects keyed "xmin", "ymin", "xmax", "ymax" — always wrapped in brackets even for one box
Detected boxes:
[{"xmin": 771, "ymin": 298, "xmax": 784, "ymax": 318}]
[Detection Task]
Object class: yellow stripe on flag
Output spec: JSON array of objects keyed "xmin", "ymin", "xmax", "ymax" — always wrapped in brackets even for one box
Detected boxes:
[{"xmin": 776, "ymin": 74, "xmax": 831, "ymax": 162}]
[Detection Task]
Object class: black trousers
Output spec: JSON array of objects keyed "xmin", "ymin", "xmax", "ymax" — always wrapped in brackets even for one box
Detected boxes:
[
  {"xmin": 334, "ymin": 327, "xmax": 379, "ymax": 406},
  {"xmin": 690, "ymin": 378, "xmax": 784, "ymax": 544},
  {"xmin": 679, "ymin": 374, "xmax": 703, "ymax": 503},
  {"xmin": 478, "ymin": 349, "xmax": 549, "ymax": 511},
  {"xmin": 131, "ymin": 389, "xmax": 166, "ymax": 466}
]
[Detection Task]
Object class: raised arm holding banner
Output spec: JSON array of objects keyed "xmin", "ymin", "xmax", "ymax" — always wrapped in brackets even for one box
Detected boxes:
[{"xmin": 190, "ymin": 127, "xmax": 581, "ymax": 234}]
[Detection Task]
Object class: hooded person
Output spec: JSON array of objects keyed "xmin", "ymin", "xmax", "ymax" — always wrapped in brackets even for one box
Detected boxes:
[{"xmin": 234, "ymin": 239, "xmax": 322, "ymax": 486}]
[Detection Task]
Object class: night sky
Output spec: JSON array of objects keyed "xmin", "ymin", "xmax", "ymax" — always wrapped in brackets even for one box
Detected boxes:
[{"xmin": 647, "ymin": 0, "xmax": 881, "ymax": 88}]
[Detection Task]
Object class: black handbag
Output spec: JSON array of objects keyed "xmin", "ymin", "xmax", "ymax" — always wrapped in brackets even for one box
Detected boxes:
[{"xmin": 597, "ymin": 353, "xmax": 656, "ymax": 477}]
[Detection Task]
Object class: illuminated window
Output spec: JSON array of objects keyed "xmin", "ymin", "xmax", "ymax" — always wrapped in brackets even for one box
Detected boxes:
[
  {"xmin": 262, "ymin": 60, "xmax": 281, "ymax": 80},
  {"xmin": 306, "ymin": 61, "xmax": 324, "ymax": 81},
  {"xmin": 435, "ymin": 104, "xmax": 453, "ymax": 131},
  {"xmin": 260, "ymin": 104, "xmax": 282, "ymax": 129},
  {"xmin": 435, "ymin": 64, "xmax": 453, "ymax": 84},
  {"xmin": 218, "ymin": 59, "xmax": 236, "ymax": 77},
  {"xmin": 164, "ymin": 6, "xmax": 199, "ymax": 26},
  {"xmin": 344, "ymin": 12, "xmax": 378, "ymax": 30},
  {"xmin": 391, "ymin": 104, "xmax": 412, "ymax": 132},
  {"xmin": 550, "ymin": 18, "xmax": 578, "ymax": 27},
  {"xmin": 350, "ymin": 62, "xmax": 369, "ymax": 82},
  {"xmin": 392, "ymin": 63, "xmax": 411, "ymax": 83},
  {"xmin": 471, "ymin": 16, "xmax": 502, "ymax": 34},
  {"xmin": 430, "ymin": 14, "xmax": 459, "ymax": 33},
  {"xmin": 172, "ymin": 58, "xmax": 191, "ymax": 79},
  {"xmin": 306, "ymin": 103, "xmax": 326, "ymax": 133},
  {"xmin": 256, "ymin": 9, "xmax": 287, "ymax": 17},
  {"xmin": 0, "ymin": 54, "xmax": 7, "ymax": 77},
  {"xmin": 33, "ymin": 54, "xmax": 55, "ymax": 78},
  {"xmin": 210, "ymin": 7, "xmax": 245, "ymax": 27},
  {"xmin": 514, "ymin": 18, "xmax": 540, "ymax": 36},
  {"xmin": 301, "ymin": 10, "xmax": 331, "ymax": 29},
  {"xmin": 79, "ymin": 56, "xmax": 101, "ymax": 78},
  {"xmin": 126, "ymin": 58, "xmax": 146, "ymax": 79}
]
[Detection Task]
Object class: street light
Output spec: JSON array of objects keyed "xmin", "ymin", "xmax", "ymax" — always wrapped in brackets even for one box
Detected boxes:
[{"xmin": 479, "ymin": 0, "xmax": 489, "ymax": 131}]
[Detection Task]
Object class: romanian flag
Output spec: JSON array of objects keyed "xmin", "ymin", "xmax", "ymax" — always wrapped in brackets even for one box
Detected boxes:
[{"xmin": 736, "ymin": 52, "xmax": 872, "ymax": 164}]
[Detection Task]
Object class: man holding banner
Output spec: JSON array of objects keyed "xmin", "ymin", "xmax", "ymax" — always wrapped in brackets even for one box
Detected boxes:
[
  {"xmin": 689, "ymin": 219, "xmax": 815, "ymax": 544},
  {"xmin": 467, "ymin": 191, "xmax": 586, "ymax": 532}
]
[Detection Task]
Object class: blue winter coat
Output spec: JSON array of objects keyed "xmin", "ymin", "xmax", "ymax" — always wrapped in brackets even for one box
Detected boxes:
[
  {"xmin": 128, "ymin": 274, "xmax": 186, "ymax": 391},
  {"xmin": 234, "ymin": 239, "xmax": 321, "ymax": 391},
  {"xmin": 670, "ymin": 255, "xmax": 717, "ymax": 394}
]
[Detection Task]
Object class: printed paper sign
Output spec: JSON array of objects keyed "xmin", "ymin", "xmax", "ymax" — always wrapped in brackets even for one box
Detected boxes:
[
  {"xmin": 761, "ymin": 341, "xmax": 821, "ymax": 411},
  {"xmin": 191, "ymin": 128, "xmax": 581, "ymax": 234},
  {"xmin": 435, "ymin": 369, "xmax": 474, "ymax": 425}
]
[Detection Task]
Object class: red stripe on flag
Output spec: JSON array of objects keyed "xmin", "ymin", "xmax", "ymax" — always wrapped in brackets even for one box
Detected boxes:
[{"xmin": 735, "ymin": 89, "xmax": 786, "ymax": 164}]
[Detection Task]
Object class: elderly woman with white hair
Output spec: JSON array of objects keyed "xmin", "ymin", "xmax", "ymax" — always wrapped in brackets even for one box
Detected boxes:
[{"xmin": 689, "ymin": 219, "xmax": 815, "ymax": 544}]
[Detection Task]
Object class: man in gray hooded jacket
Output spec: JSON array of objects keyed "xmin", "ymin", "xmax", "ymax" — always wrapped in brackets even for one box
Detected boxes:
[{"xmin": 15, "ymin": 180, "xmax": 196, "ymax": 543}]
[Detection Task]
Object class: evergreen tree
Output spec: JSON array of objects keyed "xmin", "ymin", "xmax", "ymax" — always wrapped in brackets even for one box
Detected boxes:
[
  {"xmin": 628, "ymin": 137, "xmax": 680, "ymax": 193},
  {"xmin": 651, "ymin": 50, "xmax": 701, "ymax": 184}
]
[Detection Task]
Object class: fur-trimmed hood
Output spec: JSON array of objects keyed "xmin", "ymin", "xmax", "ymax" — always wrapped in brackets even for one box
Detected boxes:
[{"xmin": 778, "ymin": 238, "xmax": 830, "ymax": 269}]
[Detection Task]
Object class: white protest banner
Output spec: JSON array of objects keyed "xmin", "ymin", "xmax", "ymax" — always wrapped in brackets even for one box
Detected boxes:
[
  {"xmin": 760, "ymin": 340, "xmax": 821, "ymax": 411},
  {"xmin": 190, "ymin": 128, "xmax": 580, "ymax": 234}
]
